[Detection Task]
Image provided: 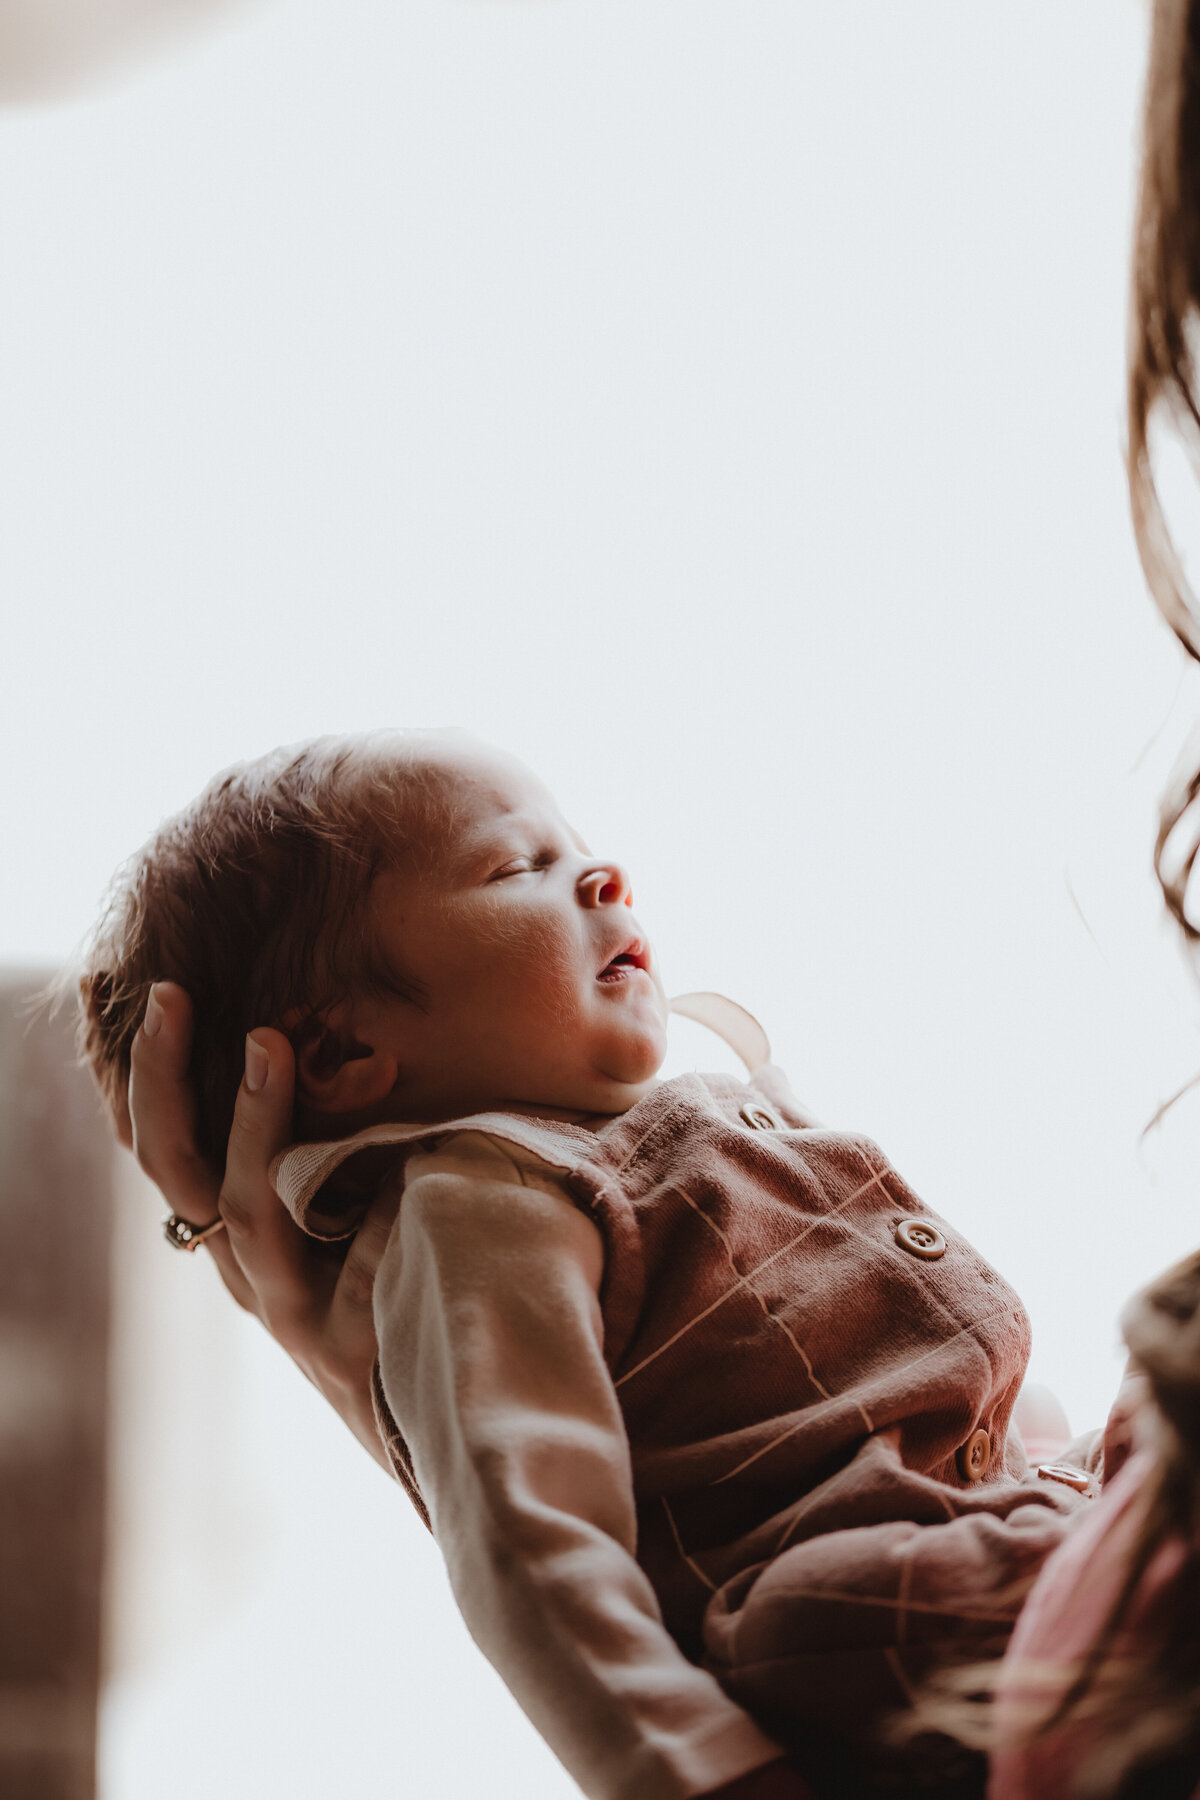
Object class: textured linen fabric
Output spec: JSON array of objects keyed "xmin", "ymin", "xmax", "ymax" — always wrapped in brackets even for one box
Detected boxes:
[
  {"xmin": 273, "ymin": 1068, "xmax": 1095, "ymax": 1797},
  {"xmin": 370, "ymin": 1131, "xmax": 789, "ymax": 1800}
]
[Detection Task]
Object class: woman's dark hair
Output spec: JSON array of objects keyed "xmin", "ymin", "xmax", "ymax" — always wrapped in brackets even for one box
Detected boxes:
[
  {"xmin": 1130, "ymin": 0, "xmax": 1200, "ymax": 936},
  {"xmin": 905, "ymin": 11, "xmax": 1200, "ymax": 1785},
  {"xmin": 1005, "ymin": 6, "xmax": 1200, "ymax": 1784}
]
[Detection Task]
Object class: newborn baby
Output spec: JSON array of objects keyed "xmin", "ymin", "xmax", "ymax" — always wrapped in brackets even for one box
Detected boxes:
[{"xmin": 80, "ymin": 729, "xmax": 1098, "ymax": 1800}]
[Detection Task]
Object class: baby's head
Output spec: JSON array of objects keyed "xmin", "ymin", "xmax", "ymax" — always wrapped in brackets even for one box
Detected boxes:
[{"xmin": 81, "ymin": 730, "xmax": 669, "ymax": 1171}]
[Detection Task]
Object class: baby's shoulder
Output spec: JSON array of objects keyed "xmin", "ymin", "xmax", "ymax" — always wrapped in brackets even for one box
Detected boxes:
[{"xmin": 407, "ymin": 1128, "xmax": 569, "ymax": 1199}]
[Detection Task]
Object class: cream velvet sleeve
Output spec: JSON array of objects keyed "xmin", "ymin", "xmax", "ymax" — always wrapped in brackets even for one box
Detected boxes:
[{"xmin": 373, "ymin": 1132, "xmax": 785, "ymax": 1800}]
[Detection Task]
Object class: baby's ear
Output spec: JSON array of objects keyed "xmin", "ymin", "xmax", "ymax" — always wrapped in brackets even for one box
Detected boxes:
[{"xmin": 286, "ymin": 1002, "xmax": 398, "ymax": 1116}]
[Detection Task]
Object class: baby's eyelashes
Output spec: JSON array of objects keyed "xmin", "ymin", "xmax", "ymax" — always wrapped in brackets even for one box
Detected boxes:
[{"xmin": 488, "ymin": 848, "xmax": 557, "ymax": 880}]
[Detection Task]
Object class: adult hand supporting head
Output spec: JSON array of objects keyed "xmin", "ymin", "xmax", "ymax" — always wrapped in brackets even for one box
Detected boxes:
[{"xmin": 125, "ymin": 981, "xmax": 394, "ymax": 1472}]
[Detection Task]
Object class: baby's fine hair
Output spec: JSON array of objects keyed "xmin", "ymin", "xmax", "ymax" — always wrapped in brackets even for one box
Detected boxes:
[{"xmin": 79, "ymin": 732, "xmax": 442, "ymax": 1171}]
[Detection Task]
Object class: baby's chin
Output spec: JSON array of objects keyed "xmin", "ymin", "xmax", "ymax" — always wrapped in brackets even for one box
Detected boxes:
[{"xmin": 590, "ymin": 1031, "xmax": 669, "ymax": 1102}]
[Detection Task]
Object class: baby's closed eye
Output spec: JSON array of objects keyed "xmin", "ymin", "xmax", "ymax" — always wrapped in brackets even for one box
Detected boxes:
[{"xmin": 489, "ymin": 850, "xmax": 555, "ymax": 880}]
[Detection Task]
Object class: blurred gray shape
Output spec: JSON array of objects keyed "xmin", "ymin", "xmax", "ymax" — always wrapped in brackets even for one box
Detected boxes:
[
  {"xmin": 0, "ymin": 0, "xmax": 251, "ymax": 100},
  {"xmin": 0, "ymin": 972, "xmax": 115, "ymax": 1800}
]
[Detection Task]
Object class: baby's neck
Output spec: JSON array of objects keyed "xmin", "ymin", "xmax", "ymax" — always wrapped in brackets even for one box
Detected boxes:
[{"xmin": 478, "ymin": 1084, "xmax": 661, "ymax": 1127}]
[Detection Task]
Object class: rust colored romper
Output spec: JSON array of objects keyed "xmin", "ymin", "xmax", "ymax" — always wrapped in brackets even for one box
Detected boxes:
[{"xmin": 277, "ymin": 1058, "xmax": 1095, "ymax": 1795}]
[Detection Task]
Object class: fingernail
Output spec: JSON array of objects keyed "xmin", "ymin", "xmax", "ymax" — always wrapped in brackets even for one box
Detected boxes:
[
  {"xmin": 143, "ymin": 986, "xmax": 164, "ymax": 1039},
  {"xmin": 244, "ymin": 1033, "xmax": 269, "ymax": 1093}
]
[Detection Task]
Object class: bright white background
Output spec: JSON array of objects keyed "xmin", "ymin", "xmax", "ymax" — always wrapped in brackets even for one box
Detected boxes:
[{"xmin": 3, "ymin": 2, "xmax": 1199, "ymax": 1794}]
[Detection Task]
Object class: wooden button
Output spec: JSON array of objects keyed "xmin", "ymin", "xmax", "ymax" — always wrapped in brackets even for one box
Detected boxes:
[
  {"xmin": 1037, "ymin": 1462, "xmax": 1091, "ymax": 1493},
  {"xmin": 894, "ymin": 1217, "xmax": 946, "ymax": 1260},
  {"xmin": 739, "ymin": 1102, "xmax": 778, "ymax": 1131},
  {"xmin": 958, "ymin": 1429, "xmax": 992, "ymax": 1482}
]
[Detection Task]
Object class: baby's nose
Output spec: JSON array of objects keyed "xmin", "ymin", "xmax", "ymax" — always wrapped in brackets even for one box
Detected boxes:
[{"xmin": 578, "ymin": 862, "xmax": 633, "ymax": 908}]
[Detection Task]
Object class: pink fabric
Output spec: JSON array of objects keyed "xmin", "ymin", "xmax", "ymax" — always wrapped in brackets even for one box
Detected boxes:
[{"xmin": 988, "ymin": 1447, "xmax": 1187, "ymax": 1799}]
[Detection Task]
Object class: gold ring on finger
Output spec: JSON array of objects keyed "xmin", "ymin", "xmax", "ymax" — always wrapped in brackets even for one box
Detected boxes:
[{"xmin": 163, "ymin": 1212, "xmax": 229, "ymax": 1253}]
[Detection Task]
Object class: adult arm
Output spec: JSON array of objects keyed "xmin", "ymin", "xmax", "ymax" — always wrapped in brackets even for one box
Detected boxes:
[
  {"xmin": 125, "ymin": 982, "xmax": 392, "ymax": 1470},
  {"xmin": 375, "ymin": 1135, "xmax": 810, "ymax": 1800}
]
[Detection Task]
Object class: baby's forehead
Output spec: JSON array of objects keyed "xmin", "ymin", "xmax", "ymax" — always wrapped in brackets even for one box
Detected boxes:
[{"xmin": 393, "ymin": 741, "xmax": 573, "ymax": 861}]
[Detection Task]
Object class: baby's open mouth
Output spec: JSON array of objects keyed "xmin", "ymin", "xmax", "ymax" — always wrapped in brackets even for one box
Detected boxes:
[{"xmin": 597, "ymin": 941, "xmax": 649, "ymax": 984}]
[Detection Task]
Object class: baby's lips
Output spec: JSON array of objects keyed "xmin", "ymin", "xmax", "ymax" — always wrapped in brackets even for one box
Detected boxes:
[{"xmin": 597, "ymin": 936, "xmax": 652, "ymax": 980}]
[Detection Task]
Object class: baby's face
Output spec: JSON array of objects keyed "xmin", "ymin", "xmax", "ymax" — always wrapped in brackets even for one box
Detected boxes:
[{"xmin": 360, "ymin": 740, "xmax": 669, "ymax": 1120}]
